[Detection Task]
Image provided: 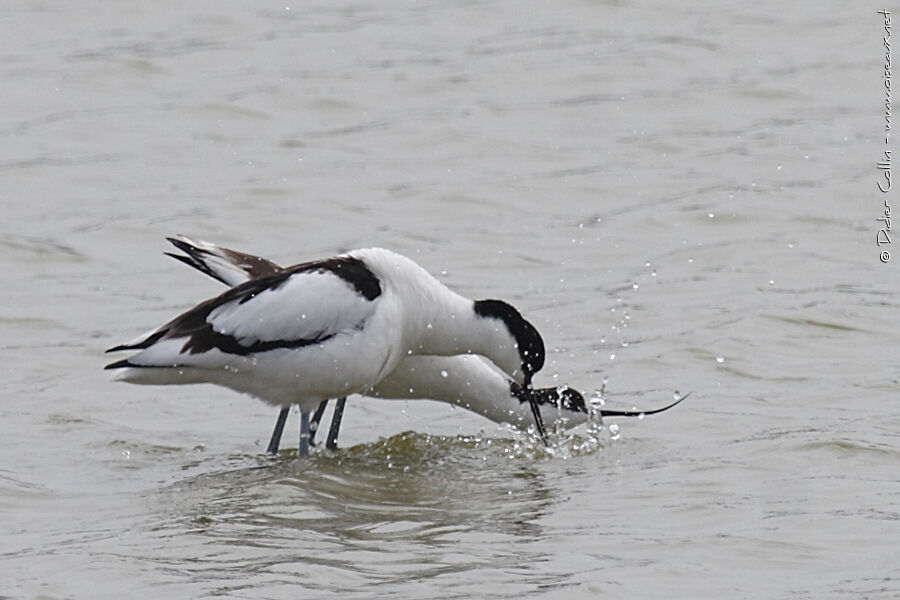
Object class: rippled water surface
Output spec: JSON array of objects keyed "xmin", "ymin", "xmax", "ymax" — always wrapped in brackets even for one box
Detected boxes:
[{"xmin": 2, "ymin": 1, "xmax": 898, "ymax": 598}]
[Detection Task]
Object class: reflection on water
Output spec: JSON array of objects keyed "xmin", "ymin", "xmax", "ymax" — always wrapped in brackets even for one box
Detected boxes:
[{"xmin": 141, "ymin": 433, "xmax": 605, "ymax": 594}]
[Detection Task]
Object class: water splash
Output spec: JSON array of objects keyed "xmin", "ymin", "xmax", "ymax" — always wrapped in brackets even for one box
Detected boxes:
[
  {"xmin": 585, "ymin": 376, "xmax": 608, "ymax": 447},
  {"xmin": 607, "ymin": 423, "xmax": 620, "ymax": 440}
]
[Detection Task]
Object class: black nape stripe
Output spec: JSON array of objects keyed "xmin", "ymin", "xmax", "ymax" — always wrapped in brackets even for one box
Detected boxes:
[{"xmin": 473, "ymin": 299, "xmax": 545, "ymax": 378}]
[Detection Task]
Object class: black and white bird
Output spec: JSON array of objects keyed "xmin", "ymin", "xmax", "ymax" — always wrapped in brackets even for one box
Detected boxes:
[
  {"xmin": 361, "ymin": 354, "xmax": 685, "ymax": 434},
  {"xmin": 106, "ymin": 239, "xmax": 548, "ymax": 455},
  {"xmin": 108, "ymin": 236, "xmax": 686, "ymax": 454}
]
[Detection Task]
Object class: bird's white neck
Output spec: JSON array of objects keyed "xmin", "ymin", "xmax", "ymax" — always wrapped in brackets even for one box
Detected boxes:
[
  {"xmin": 354, "ymin": 248, "xmax": 520, "ymax": 380},
  {"xmin": 401, "ymin": 276, "xmax": 517, "ymax": 377},
  {"xmin": 368, "ymin": 355, "xmax": 589, "ymax": 431},
  {"xmin": 408, "ymin": 290, "xmax": 493, "ymax": 355}
]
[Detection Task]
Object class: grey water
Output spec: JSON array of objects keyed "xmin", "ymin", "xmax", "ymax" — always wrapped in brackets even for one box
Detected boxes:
[{"xmin": 2, "ymin": 1, "xmax": 898, "ymax": 598}]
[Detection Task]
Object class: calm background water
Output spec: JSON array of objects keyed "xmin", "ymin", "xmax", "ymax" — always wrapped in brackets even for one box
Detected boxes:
[{"xmin": 2, "ymin": 1, "xmax": 898, "ymax": 598}]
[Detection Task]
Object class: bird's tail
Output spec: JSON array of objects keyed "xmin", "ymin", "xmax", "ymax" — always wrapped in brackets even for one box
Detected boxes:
[{"xmin": 164, "ymin": 234, "xmax": 283, "ymax": 286}]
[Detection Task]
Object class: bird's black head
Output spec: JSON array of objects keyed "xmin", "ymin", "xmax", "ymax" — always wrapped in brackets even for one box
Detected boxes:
[
  {"xmin": 511, "ymin": 383, "xmax": 587, "ymax": 414},
  {"xmin": 473, "ymin": 299, "xmax": 545, "ymax": 386}
]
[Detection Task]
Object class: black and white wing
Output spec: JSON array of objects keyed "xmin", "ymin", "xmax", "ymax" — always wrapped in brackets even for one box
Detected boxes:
[
  {"xmin": 165, "ymin": 235, "xmax": 283, "ymax": 286},
  {"xmin": 105, "ymin": 256, "xmax": 382, "ymax": 369}
]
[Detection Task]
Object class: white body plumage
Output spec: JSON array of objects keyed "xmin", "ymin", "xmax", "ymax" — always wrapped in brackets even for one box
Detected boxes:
[
  {"xmin": 107, "ymin": 245, "xmax": 546, "ymax": 419},
  {"xmin": 368, "ymin": 354, "xmax": 589, "ymax": 430}
]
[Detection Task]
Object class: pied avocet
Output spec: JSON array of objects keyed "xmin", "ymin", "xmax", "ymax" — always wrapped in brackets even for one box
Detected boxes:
[{"xmin": 106, "ymin": 239, "xmax": 547, "ymax": 455}]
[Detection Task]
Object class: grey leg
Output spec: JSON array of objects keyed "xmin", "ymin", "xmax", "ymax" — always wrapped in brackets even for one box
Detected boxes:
[
  {"xmin": 326, "ymin": 397, "xmax": 347, "ymax": 451},
  {"xmin": 267, "ymin": 406, "xmax": 290, "ymax": 454},
  {"xmin": 299, "ymin": 410, "xmax": 311, "ymax": 458},
  {"xmin": 308, "ymin": 400, "xmax": 329, "ymax": 446},
  {"xmin": 527, "ymin": 392, "xmax": 549, "ymax": 447}
]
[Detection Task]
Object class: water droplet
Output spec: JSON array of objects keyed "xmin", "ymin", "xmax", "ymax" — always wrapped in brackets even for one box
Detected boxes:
[
  {"xmin": 632, "ymin": 283, "xmax": 639, "ymax": 290},
  {"xmin": 769, "ymin": 280, "xmax": 774, "ymax": 285},
  {"xmin": 776, "ymin": 164, "xmax": 782, "ymax": 170},
  {"xmin": 426, "ymin": 323, "xmax": 433, "ymax": 329},
  {"xmin": 608, "ymin": 423, "xmax": 620, "ymax": 440},
  {"xmin": 609, "ymin": 353, "xmax": 616, "ymax": 361},
  {"xmin": 645, "ymin": 261, "xmax": 651, "ymax": 267},
  {"xmin": 122, "ymin": 450, "xmax": 131, "ymax": 460},
  {"xmin": 440, "ymin": 370, "xmax": 448, "ymax": 378},
  {"xmin": 651, "ymin": 270, "xmax": 657, "ymax": 277},
  {"xmin": 715, "ymin": 355, "xmax": 724, "ymax": 363},
  {"xmin": 708, "ymin": 212, "xmax": 715, "ymax": 219}
]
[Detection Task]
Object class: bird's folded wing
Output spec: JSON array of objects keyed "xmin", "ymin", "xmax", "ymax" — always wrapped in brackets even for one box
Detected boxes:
[{"xmin": 108, "ymin": 262, "xmax": 380, "ymax": 363}]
